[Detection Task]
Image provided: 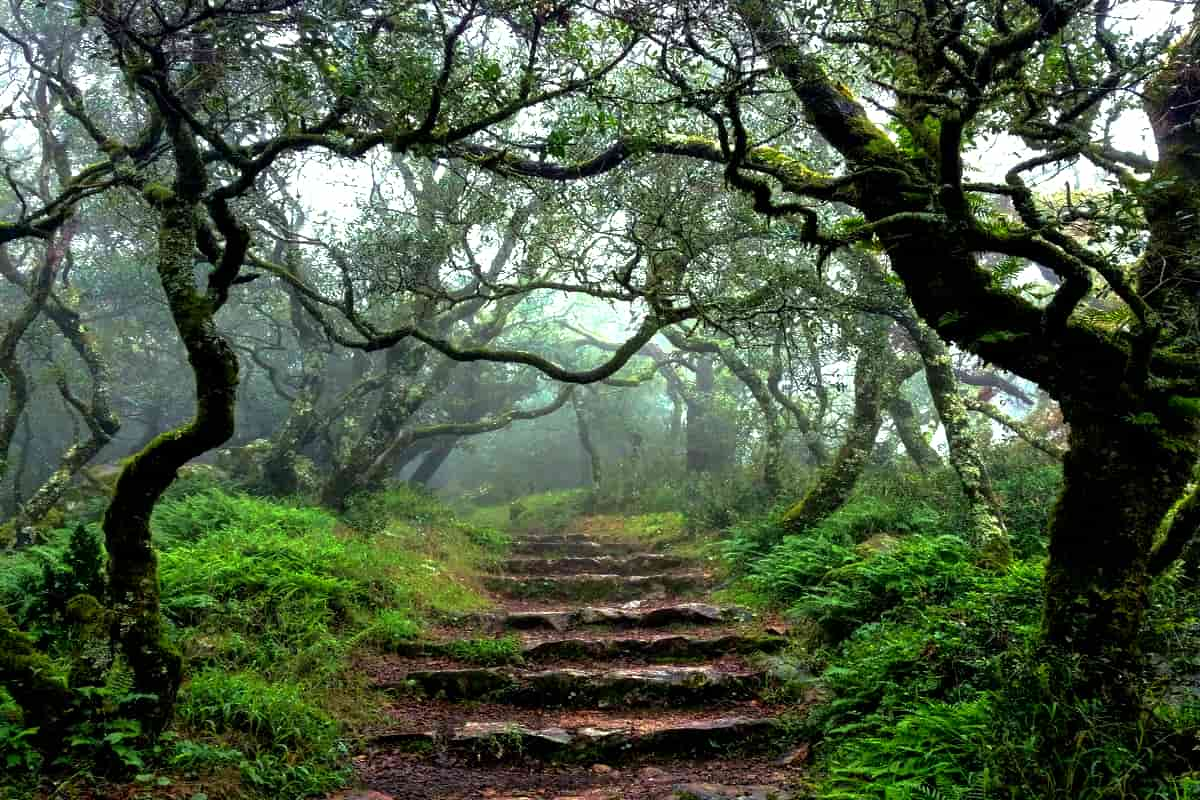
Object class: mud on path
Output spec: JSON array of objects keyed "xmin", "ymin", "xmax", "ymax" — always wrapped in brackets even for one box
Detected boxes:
[{"xmin": 337, "ymin": 522, "xmax": 811, "ymax": 800}]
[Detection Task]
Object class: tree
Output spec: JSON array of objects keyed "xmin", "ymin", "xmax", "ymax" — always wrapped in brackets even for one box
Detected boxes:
[{"xmin": 461, "ymin": 0, "xmax": 1200, "ymax": 700}]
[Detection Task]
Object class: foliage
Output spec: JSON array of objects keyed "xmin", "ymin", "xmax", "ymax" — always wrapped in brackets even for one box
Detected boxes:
[
  {"xmin": 0, "ymin": 486, "xmax": 499, "ymax": 797},
  {"xmin": 176, "ymin": 670, "xmax": 349, "ymax": 797},
  {"xmin": 724, "ymin": 462, "xmax": 1200, "ymax": 799},
  {"xmin": 465, "ymin": 488, "xmax": 588, "ymax": 534},
  {"xmin": 440, "ymin": 636, "xmax": 524, "ymax": 666},
  {"xmin": 0, "ymin": 523, "xmax": 106, "ymax": 641}
]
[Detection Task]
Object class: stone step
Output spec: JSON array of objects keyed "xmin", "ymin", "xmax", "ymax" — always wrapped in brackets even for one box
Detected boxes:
[
  {"xmin": 510, "ymin": 539, "xmax": 646, "ymax": 557},
  {"xmin": 521, "ymin": 633, "xmax": 788, "ymax": 662},
  {"xmin": 347, "ymin": 756, "xmax": 801, "ymax": 800},
  {"xmin": 484, "ymin": 572, "xmax": 711, "ymax": 602},
  {"xmin": 384, "ymin": 665, "xmax": 770, "ymax": 707},
  {"xmin": 386, "ymin": 632, "xmax": 787, "ymax": 665},
  {"xmin": 502, "ymin": 554, "xmax": 692, "ymax": 576},
  {"xmin": 372, "ymin": 713, "xmax": 784, "ymax": 763},
  {"xmin": 517, "ymin": 531, "xmax": 609, "ymax": 543},
  {"xmin": 475, "ymin": 603, "xmax": 754, "ymax": 632}
]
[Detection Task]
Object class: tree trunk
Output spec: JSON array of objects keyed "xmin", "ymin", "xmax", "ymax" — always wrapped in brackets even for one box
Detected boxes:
[
  {"xmin": 102, "ymin": 190, "xmax": 241, "ymax": 734},
  {"xmin": 410, "ymin": 440, "xmax": 455, "ymax": 486},
  {"xmin": 572, "ymin": 391, "xmax": 602, "ymax": 502},
  {"xmin": 908, "ymin": 324, "xmax": 1010, "ymax": 566},
  {"xmin": 1044, "ymin": 409, "xmax": 1198, "ymax": 697},
  {"xmin": 685, "ymin": 354, "xmax": 719, "ymax": 473},
  {"xmin": 320, "ymin": 345, "xmax": 450, "ymax": 508},
  {"xmin": 259, "ymin": 273, "xmax": 328, "ymax": 496},
  {"xmin": 718, "ymin": 347, "xmax": 783, "ymax": 496},
  {"xmin": 782, "ymin": 324, "xmax": 906, "ymax": 533},
  {"xmin": 888, "ymin": 395, "xmax": 941, "ymax": 472},
  {"xmin": 11, "ymin": 301, "xmax": 120, "ymax": 531}
]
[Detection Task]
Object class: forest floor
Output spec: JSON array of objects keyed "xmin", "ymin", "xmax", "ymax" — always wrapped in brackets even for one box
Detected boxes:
[{"xmin": 338, "ymin": 517, "xmax": 812, "ymax": 800}]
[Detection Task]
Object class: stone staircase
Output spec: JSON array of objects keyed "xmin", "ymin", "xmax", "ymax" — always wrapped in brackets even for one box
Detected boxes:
[{"xmin": 349, "ymin": 525, "xmax": 806, "ymax": 800}]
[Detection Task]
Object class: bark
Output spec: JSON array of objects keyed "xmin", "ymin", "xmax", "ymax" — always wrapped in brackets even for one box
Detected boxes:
[
  {"xmin": 319, "ymin": 347, "xmax": 455, "ymax": 508},
  {"xmin": 5, "ymin": 289, "xmax": 120, "ymax": 531},
  {"xmin": 719, "ymin": 349, "xmax": 784, "ymax": 497},
  {"xmin": 768, "ymin": 332, "xmax": 829, "ymax": 466},
  {"xmin": 367, "ymin": 386, "xmax": 574, "ymax": 482},
  {"xmin": 888, "ymin": 395, "xmax": 941, "ymax": 472},
  {"xmin": 1044, "ymin": 411, "xmax": 1198, "ymax": 695},
  {"xmin": 102, "ymin": 190, "xmax": 240, "ymax": 733},
  {"xmin": 907, "ymin": 323, "xmax": 1011, "ymax": 566},
  {"xmin": 0, "ymin": 248, "xmax": 53, "ymax": 493},
  {"xmin": 782, "ymin": 324, "xmax": 912, "ymax": 533},
  {"xmin": 684, "ymin": 354, "xmax": 735, "ymax": 473}
]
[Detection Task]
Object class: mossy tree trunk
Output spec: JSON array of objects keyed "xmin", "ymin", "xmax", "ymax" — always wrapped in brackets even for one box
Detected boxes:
[
  {"xmin": 102, "ymin": 105, "xmax": 246, "ymax": 732},
  {"xmin": 665, "ymin": 331, "xmax": 785, "ymax": 495},
  {"xmin": 906, "ymin": 322, "xmax": 1010, "ymax": 566},
  {"xmin": 259, "ymin": 265, "xmax": 328, "ymax": 496},
  {"xmin": 685, "ymin": 354, "xmax": 721, "ymax": 473},
  {"xmin": 731, "ymin": 0, "xmax": 1200, "ymax": 696},
  {"xmin": 319, "ymin": 345, "xmax": 455, "ymax": 509},
  {"xmin": 782, "ymin": 323, "xmax": 915, "ymax": 533},
  {"xmin": 573, "ymin": 390, "xmax": 602, "ymax": 504},
  {"xmin": 887, "ymin": 395, "xmax": 941, "ymax": 472},
  {"xmin": 1044, "ymin": 410, "xmax": 1198, "ymax": 695}
]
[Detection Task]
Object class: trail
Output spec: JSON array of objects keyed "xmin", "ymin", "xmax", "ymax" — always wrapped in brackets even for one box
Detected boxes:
[{"xmin": 346, "ymin": 520, "xmax": 807, "ymax": 800}]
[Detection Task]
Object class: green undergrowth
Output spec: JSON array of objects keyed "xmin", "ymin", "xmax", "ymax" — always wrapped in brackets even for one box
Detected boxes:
[
  {"xmin": 724, "ymin": 459, "xmax": 1200, "ymax": 799},
  {"xmin": 0, "ymin": 481, "xmax": 505, "ymax": 799},
  {"xmin": 464, "ymin": 488, "xmax": 589, "ymax": 534}
]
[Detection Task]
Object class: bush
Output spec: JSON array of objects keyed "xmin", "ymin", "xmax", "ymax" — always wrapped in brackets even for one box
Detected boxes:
[{"xmin": 0, "ymin": 524, "xmax": 107, "ymax": 640}]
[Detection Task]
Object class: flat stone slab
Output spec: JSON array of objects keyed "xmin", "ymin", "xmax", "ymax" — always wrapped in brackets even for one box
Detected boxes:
[
  {"xmin": 510, "ymin": 539, "xmax": 644, "ymax": 556},
  {"xmin": 674, "ymin": 784, "xmax": 794, "ymax": 800},
  {"xmin": 521, "ymin": 633, "xmax": 788, "ymax": 662},
  {"xmin": 385, "ymin": 665, "xmax": 769, "ymax": 707},
  {"xmin": 517, "ymin": 532, "xmax": 619, "ymax": 543},
  {"xmin": 484, "ymin": 572, "xmax": 711, "ymax": 602},
  {"xmin": 475, "ymin": 603, "xmax": 753, "ymax": 632},
  {"xmin": 373, "ymin": 716, "xmax": 782, "ymax": 763},
  {"xmin": 503, "ymin": 554, "xmax": 691, "ymax": 576}
]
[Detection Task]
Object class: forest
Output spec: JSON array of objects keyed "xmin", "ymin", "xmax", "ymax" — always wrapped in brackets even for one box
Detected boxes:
[{"xmin": 1, "ymin": 0, "xmax": 1199, "ymax": 798}]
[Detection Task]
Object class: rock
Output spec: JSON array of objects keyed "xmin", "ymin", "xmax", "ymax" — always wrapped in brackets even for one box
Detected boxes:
[
  {"xmin": 329, "ymin": 790, "xmax": 396, "ymax": 800},
  {"xmin": 775, "ymin": 742, "xmax": 810, "ymax": 766},
  {"xmin": 504, "ymin": 554, "xmax": 691, "ymax": 576},
  {"xmin": 673, "ymin": 784, "xmax": 793, "ymax": 800},
  {"xmin": 639, "ymin": 766, "xmax": 670, "ymax": 781},
  {"xmin": 591, "ymin": 764, "xmax": 614, "ymax": 774},
  {"xmin": 383, "ymin": 665, "xmax": 769, "ymax": 707},
  {"xmin": 482, "ymin": 572, "xmax": 711, "ymax": 603}
]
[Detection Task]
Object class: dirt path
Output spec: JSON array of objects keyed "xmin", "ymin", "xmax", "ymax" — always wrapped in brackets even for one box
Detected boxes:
[{"xmin": 340, "ymin": 525, "xmax": 808, "ymax": 800}]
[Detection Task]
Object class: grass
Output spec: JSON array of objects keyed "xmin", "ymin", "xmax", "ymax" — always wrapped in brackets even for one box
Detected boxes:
[
  {"xmin": 0, "ymin": 481, "xmax": 506, "ymax": 799},
  {"xmin": 463, "ymin": 488, "xmax": 588, "ymax": 534}
]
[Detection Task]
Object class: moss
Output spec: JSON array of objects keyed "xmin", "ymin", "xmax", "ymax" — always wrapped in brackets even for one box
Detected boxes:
[
  {"xmin": 142, "ymin": 182, "xmax": 175, "ymax": 205},
  {"xmin": 0, "ymin": 608, "xmax": 75, "ymax": 753},
  {"xmin": 747, "ymin": 144, "xmax": 830, "ymax": 186}
]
